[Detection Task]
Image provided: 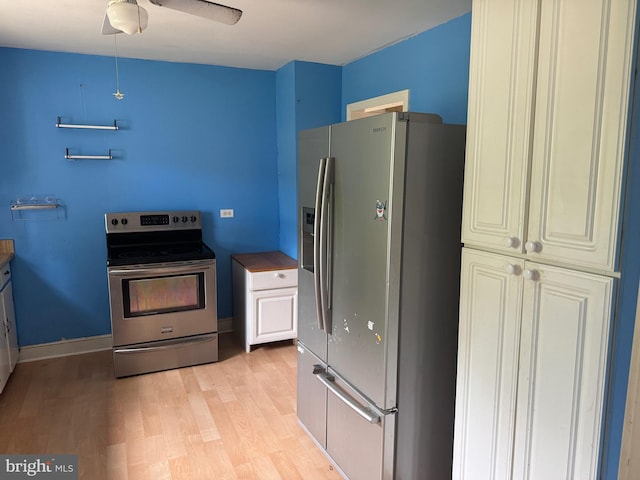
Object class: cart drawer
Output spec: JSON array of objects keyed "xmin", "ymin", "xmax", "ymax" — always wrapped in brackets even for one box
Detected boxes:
[{"xmin": 250, "ymin": 268, "xmax": 298, "ymax": 290}]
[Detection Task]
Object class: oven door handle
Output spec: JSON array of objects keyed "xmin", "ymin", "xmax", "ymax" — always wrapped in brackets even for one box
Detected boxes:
[
  {"xmin": 109, "ymin": 265, "xmax": 211, "ymax": 277},
  {"xmin": 114, "ymin": 335, "xmax": 216, "ymax": 354}
]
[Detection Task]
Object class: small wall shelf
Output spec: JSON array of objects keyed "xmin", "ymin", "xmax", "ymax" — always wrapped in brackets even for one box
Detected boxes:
[
  {"xmin": 10, "ymin": 196, "xmax": 62, "ymax": 221},
  {"xmin": 10, "ymin": 203, "xmax": 58, "ymax": 211},
  {"xmin": 56, "ymin": 117, "xmax": 119, "ymax": 130},
  {"xmin": 65, "ymin": 148, "xmax": 112, "ymax": 160}
]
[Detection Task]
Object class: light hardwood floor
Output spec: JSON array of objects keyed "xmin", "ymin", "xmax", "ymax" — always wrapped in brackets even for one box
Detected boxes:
[{"xmin": 0, "ymin": 334, "xmax": 342, "ymax": 480}]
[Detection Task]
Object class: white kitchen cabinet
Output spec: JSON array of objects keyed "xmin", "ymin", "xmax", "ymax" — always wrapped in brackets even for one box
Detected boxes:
[
  {"xmin": 461, "ymin": 0, "xmax": 538, "ymax": 257},
  {"xmin": 462, "ymin": 0, "xmax": 636, "ymax": 272},
  {"xmin": 0, "ymin": 311, "xmax": 9, "ymax": 394},
  {"xmin": 513, "ymin": 260, "xmax": 613, "ymax": 479},
  {"xmin": 453, "ymin": 249, "xmax": 614, "ymax": 479},
  {"xmin": 456, "ymin": 0, "xmax": 635, "ymax": 477},
  {"xmin": 0, "ymin": 263, "xmax": 17, "ymax": 394},
  {"xmin": 2, "ymin": 279, "xmax": 18, "ymax": 372},
  {"xmin": 453, "ymin": 249, "xmax": 524, "ymax": 480},
  {"xmin": 232, "ymin": 252, "xmax": 298, "ymax": 353}
]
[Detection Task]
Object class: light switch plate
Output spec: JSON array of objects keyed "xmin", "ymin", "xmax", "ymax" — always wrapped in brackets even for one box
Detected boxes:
[{"xmin": 220, "ymin": 209, "xmax": 234, "ymax": 218}]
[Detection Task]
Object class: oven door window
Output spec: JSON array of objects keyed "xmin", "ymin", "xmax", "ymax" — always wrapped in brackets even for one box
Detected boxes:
[{"xmin": 123, "ymin": 273, "xmax": 205, "ymax": 317}]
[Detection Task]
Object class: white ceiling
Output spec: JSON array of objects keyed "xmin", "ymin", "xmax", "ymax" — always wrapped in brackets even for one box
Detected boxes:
[{"xmin": 0, "ymin": 0, "xmax": 471, "ymax": 71}]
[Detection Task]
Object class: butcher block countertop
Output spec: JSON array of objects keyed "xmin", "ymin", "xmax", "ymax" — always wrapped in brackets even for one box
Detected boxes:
[
  {"xmin": 231, "ymin": 251, "xmax": 297, "ymax": 272},
  {"xmin": 0, "ymin": 239, "xmax": 15, "ymax": 269}
]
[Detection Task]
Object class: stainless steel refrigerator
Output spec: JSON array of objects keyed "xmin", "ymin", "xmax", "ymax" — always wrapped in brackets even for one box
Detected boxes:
[{"xmin": 296, "ymin": 112, "xmax": 466, "ymax": 479}]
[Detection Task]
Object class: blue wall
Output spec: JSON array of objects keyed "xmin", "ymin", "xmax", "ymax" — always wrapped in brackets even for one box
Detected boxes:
[
  {"xmin": 275, "ymin": 10, "xmax": 472, "ymax": 258},
  {"xmin": 342, "ymin": 13, "xmax": 472, "ymax": 124},
  {"xmin": 276, "ymin": 61, "xmax": 342, "ymax": 258},
  {"xmin": 0, "ymin": 48, "xmax": 280, "ymax": 346},
  {"xmin": 0, "ymin": 14, "xmax": 471, "ymax": 349},
  {"xmin": 1, "ymin": 8, "xmax": 636, "ymax": 477},
  {"xmin": 275, "ymin": 62, "xmax": 297, "ymax": 259}
]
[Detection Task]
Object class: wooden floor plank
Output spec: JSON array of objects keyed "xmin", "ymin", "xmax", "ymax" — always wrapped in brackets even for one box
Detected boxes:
[{"xmin": 0, "ymin": 333, "xmax": 341, "ymax": 479}]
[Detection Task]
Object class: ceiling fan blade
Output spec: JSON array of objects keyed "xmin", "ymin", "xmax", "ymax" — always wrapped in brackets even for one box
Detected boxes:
[{"xmin": 148, "ymin": 0, "xmax": 242, "ymax": 25}]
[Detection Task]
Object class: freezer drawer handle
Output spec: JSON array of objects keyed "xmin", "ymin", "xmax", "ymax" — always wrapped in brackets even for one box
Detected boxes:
[{"xmin": 314, "ymin": 369, "xmax": 381, "ymax": 424}]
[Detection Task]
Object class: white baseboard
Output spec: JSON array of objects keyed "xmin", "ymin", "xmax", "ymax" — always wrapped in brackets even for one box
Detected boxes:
[
  {"xmin": 18, "ymin": 334, "xmax": 113, "ymax": 363},
  {"xmin": 18, "ymin": 317, "xmax": 235, "ymax": 363}
]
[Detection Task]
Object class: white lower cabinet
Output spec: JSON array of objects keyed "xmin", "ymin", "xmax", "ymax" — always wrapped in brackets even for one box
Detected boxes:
[
  {"xmin": 0, "ymin": 264, "xmax": 17, "ymax": 394},
  {"xmin": 453, "ymin": 248, "xmax": 614, "ymax": 479},
  {"xmin": 453, "ymin": 249, "xmax": 523, "ymax": 479},
  {"xmin": 232, "ymin": 252, "xmax": 298, "ymax": 353},
  {"xmin": 0, "ymin": 311, "xmax": 10, "ymax": 394}
]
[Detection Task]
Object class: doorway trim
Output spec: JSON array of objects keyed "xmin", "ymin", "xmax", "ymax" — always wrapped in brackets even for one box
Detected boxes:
[{"xmin": 346, "ymin": 89, "xmax": 410, "ymax": 121}]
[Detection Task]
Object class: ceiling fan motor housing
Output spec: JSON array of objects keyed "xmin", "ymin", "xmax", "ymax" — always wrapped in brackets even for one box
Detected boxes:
[{"xmin": 106, "ymin": 0, "xmax": 149, "ymax": 35}]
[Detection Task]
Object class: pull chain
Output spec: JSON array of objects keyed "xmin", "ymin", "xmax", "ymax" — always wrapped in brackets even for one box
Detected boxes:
[{"xmin": 113, "ymin": 35, "xmax": 124, "ymax": 100}]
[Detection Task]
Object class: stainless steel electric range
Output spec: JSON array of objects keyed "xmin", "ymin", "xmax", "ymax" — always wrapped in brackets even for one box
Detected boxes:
[{"xmin": 105, "ymin": 210, "xmax": 218, "ymax": 377}]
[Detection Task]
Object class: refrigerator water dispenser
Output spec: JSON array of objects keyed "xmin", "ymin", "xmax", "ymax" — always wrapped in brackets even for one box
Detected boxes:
[{"xmin": 301, "ymin": 206, "xmax": 315, "ymax": 272}]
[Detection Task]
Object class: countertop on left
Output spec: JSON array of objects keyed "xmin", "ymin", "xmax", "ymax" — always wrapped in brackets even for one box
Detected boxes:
[{"xmin": 0, "ymin": 239, "xmax": 15, "ymax": 269}]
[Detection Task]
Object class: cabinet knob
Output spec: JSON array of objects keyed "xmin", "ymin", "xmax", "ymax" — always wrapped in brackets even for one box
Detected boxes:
[
  {"xmin": 274, "ymin": 272, "xmax": 284, "ymax": 279},
  {"xmin": 505, "ymin": 264, "xmax": 522, "ymax": 276},
  {"xmin": 504, "ymin": 236, "xmax": 520, "ymax": 248},
  {"xmin": 524, "ymin": 269, "xmax": 540, "ymax": 281},
  {"xmin": 525, "ymin": 241, "xmax": 542, "ymax": 253}
]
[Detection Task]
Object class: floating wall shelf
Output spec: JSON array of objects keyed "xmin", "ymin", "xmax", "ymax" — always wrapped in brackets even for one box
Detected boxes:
[
  {"xmin": 65, "ymin": 148, "xmax": 112, "ymax": 160},
  {"xmin": 56, "ymin": 116, "xmax": 121, "ymax": 160},
  {"xmin": 10, "ymin": 196, "xmax": 62, "ymax": 220},
  {"xmin": 56, "ymin": 117, "xmax": 119, "ymax": 130},
  {"xmin": 10, "ymin": 203, "xmax": 58, "ymax": 211}
]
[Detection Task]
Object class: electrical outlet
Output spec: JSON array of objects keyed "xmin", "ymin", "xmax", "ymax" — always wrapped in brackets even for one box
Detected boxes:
[{"xmin": 220, "ymin": 209, "xmax": 234, "ymax": 218}]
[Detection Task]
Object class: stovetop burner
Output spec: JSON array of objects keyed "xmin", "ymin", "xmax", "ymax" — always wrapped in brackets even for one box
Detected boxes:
[
  {"xmin": 107, "ymin": 241, "xmax": 215, "ymax": 267},
  {"xmin": 105, "ymin": 210, "xmax": 216, "ymax": 267}
]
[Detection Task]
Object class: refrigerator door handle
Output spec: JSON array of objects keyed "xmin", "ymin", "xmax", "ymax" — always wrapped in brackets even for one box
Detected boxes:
[
  {"xmin": 314, "ymin": 157, "xmax": 327, "ymax": 331},
  {"xmin": 319, "ymin": 156, "xmax": 334, "ymax": 333},
  {"xmin": 314, "ymin": 369, "xmax": 381, "ymax": 424}
]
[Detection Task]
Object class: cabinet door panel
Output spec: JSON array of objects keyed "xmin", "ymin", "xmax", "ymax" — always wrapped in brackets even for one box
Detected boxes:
[
  {"xmin": 527, "ymin": 0, "xmax": 635, "ymax": 270},
  {"xmin": 514, "ymin": 263, "xmax": 613, "ymax": 479},
  {"xmin": 461, "ymin": 0, "xmax": 539, "ymax": 252},
  {"xmin": 1, "ymin": 282, "xmax": 18, "ymax": 371},
  {"xmin": 252, "ymin": 287, "xmax": 297, "ymax": 341},
  {"xmin": 453, "ymin": 249, "xmax": 524, "ymax": 479},
  {"xmin": 0, "ymin": 290, "xmax": 10, "ymax": 393}
]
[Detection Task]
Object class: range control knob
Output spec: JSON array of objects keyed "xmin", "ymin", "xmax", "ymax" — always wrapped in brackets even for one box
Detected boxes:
[
  {"xmin": 172, "ymin": 216, "xmax": 179, "ymax": 223},
  {"xmin": 181, "ymin": 216, "xmax": 188, "ymax": 223},
  {"xmin": 111, "ymin": 218, "xmax": 118, "ymax": 226},
  {"xmin": 121, "ymin": 218, "xmax": 128, "ymax": 225},
  {"xmin": 190, "ymin": 215, "xmax": 197, "ymax": 222}
]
